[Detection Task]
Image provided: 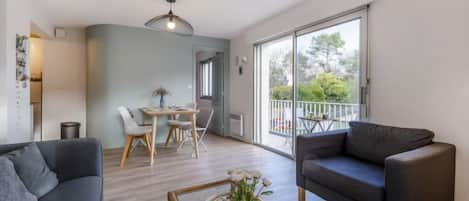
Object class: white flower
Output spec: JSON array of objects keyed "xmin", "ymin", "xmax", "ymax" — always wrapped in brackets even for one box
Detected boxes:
[
  {"xmin": 249, "ymin": 170, "xmax": 262, "ymax": 179},
  {"xmin": 262, "ymin": 178, "xmax": 272, "ymax": 187},
  {"xmin": 230, "ymin": 173, "xmax": 244, "ymax": 182}
]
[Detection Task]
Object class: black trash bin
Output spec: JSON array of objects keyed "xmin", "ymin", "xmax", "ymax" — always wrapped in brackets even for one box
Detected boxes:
[{"xmin": 61, "ymin": 122, "xmax": 80, "ymax": 139}]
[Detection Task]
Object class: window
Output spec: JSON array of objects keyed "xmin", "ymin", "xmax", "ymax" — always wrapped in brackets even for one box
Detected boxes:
[{"xmin": 200, "ymin": 60, "xmax": 213, "ymax": 97}]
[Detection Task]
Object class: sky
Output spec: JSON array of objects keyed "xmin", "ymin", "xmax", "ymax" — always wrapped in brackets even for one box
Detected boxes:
[{"xmin": 262, "ymin": 19, "xmax": 361, "ymax": 59}]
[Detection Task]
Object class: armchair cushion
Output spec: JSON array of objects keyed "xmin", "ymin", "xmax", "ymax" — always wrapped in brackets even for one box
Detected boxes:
[
  {"xmin": 296, "ymin": 130, "xmax": 347, "ymax": 187},
  {"xmin": 303, "ymin": 156, "xmax": 385, "ymax": 201},
  {"xmin": 346, "ymin": 121, "xmax": 434, "ymax": 165}
]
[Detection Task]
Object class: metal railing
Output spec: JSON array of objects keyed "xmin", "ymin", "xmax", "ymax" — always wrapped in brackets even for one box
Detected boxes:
[{"xmin": 270, "ymin": 100, "xmax": 360, "ymax": 136}]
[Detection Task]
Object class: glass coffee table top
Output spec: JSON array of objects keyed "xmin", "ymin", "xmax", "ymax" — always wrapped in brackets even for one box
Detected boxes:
[{"xmin": 168, "ymin": 179, "xmax": 232, "ymax": 201}]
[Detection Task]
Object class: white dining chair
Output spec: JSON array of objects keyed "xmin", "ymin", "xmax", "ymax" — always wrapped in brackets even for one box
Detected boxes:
[
  {"xmin": 177, "ymin": 109, "xmax": 214, "ymax": 156},
  {"xmin": 117, "ymin": 106, "xmax": 153, "ymax": 167}
]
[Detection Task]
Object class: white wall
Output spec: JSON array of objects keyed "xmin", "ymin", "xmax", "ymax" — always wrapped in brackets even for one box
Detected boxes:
[
  {"xmin": 230, "ymin": 0, "xmax": 469, "ymax": 200},
  {"xmin": 3, "ymin": 0, "xmax": 33, "ymax": 143},
  {"xmin": 0, "ymin": 0, "xmax": 7, "ymax": 143},
  {"xmin": 0, "ymin": 0, "xmax": 53, "ymax": 143},
  {"xmin": 368, "ymin": 0, "xmax": 469, "ymax": 200},
  {"xmin": 42, "ymin": 28, "xmax": 87, "ymax": 140}
]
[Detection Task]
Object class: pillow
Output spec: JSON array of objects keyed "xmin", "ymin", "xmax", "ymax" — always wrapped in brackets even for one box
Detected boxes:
[
  {"xmin": 0, "ymin": 157, "xmax": 37, "ymax": 201},
  {"xmin": 345, "ymin": 121, "xmax": 435, "ymax": 165},
  {"xmin": 5, "ymin": 143, "xmax": 58, "ymax": 198}
]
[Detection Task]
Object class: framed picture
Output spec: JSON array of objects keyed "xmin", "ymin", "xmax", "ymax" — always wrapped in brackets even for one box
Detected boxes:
[{"xmin": 16, "ymin": 35, "xmax": 29, "ymax": 88}]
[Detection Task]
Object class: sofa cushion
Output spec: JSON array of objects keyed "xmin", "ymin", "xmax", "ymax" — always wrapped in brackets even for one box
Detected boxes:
[
  {"xmin": 0, "ymin": 157, "xmax": 37, "ymax": 201},
  {"xmin": 303, "ymin": 156, "xmax": 385, "ymax": 201},
  {"xmin": 346, "ymin": 121, "xmax": 434, "ymax": 165},
  {"xmin": 5, "ymin": 143, "xmax": 59, "ymax": 198},
  {"xmin": 39, "ymin": 176, "xmax": 102, "ymax": 201}
]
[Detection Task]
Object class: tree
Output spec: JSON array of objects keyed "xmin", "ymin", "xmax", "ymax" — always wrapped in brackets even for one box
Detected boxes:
[
  {"xmin": 298, "ymin": 83, "xmax": 325, "ymax": 102},
  {"xmin": 271, "ymin": 85, "xmax": 292, "ymax": 100},
  {"xmin": 340, "ymin": 49, "xmax": 359, "ymax": 79},
  {"xmin": 269, "ymin": 65, "xmax": 288, "ymax": 88},
  {"xmin": 313, "ymin": 73, "xmax": 350, "ymax": 102},
  {"xmin": 280, "ymin": 51, "xmax": 313, "ymax": 82},
  {"xmin": 307, "ymin": 33, "xmax": 345, "ymax": 73}
]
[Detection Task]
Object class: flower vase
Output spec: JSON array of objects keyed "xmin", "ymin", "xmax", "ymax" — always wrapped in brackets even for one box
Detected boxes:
[{"xmin": 159, "ymin": 96, "xmax": 165, "ymax": 108}]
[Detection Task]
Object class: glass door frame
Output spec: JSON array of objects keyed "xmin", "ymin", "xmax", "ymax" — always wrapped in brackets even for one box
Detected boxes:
[{"xmin": 254, "ymin": 7, "xmax": 369, "ymax": 158}]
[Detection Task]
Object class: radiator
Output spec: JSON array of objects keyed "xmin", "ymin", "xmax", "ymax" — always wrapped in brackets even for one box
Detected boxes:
[{"xmin": 229, "ymin": 113, "xmax": 244, "ymax": 137}]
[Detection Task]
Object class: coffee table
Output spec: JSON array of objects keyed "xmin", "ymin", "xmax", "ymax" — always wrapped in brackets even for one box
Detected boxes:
[{"xmin": 168, "ymin": 179, "xmax": 233, "ymax": 201}]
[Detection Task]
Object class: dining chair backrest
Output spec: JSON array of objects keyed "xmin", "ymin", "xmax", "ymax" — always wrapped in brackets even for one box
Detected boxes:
[
  {"xmin": 118, "ymin": 106, "xmax": 139, "ymax": 134},
  {"xmin": 204, "ymin": 109, "xmax": 215, "ymax": 131},
  {"xmin": 199, "ymin": 109, "xmax": 214, "ymax": 139},
  {"xmin": 178, "ymin": 103, "xmax": 195, "ymax": 121}
]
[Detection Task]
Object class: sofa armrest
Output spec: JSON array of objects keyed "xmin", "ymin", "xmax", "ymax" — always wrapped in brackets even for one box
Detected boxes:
[
  {"xmin": 385, "ymin": 142, "xmax": 455, "ymax": 201},
  {"xmin": 296, "ymin": 130, "xmax": 347, "ymax": 187},
  {"xmin": 37, "ymin": 138, "xmax": 103, "ymax": 182}
]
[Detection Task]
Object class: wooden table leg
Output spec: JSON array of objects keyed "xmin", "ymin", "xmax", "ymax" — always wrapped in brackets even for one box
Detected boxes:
[
  {"xmin": 150, "ymin": 115, "xmax": 158, "ymax": 165},
  {"xmin": 190, "ymin": 113, "xmax": 199, "ymax": 159}
]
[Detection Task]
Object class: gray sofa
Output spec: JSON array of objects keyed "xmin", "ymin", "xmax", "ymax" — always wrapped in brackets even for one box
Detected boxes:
[
  {"xmin": 0, "ymin": 138, "xmax": 103, "ymax": 201},
  {"xmin": 296, "ymin": 122, "xmax": 456, "ymax": 201}
]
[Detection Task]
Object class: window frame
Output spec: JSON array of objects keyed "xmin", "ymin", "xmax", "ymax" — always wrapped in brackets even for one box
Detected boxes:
[{"xmin": 199, "ymin": 59, "xmax": 213, "ymax": 99}]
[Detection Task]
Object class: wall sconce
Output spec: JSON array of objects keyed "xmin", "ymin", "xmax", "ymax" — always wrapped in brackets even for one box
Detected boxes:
[{"xmin": 236, "ymin": 56, "xmax": 247, "ymax": 76}]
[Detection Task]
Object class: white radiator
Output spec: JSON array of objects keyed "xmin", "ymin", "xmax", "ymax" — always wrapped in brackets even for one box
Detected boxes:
[{"xmin": 229, "ymin": 113, "xmax": 244, "ymax": 137}]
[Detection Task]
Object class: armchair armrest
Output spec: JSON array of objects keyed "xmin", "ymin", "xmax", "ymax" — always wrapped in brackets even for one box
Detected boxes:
[
  {"xmin": 37, "ymin": 138, "xmax": 103, "ymax": 182},
  {"xmin": 296, "ymin": 130, "xmax": 347, "ymax": 187},
  {"xmin": 385, "ymin": 142, "xmax": 455, "ymax": 201}
]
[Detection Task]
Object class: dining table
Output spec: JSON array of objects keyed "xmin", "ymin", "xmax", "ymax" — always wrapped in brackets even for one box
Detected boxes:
[
  {"xmin": 140, "ymin": 106, "xmax": 200, "ymax": 165},
  {"xmin": 298, "ymin": 116, "xmax": 339, "ymax": 134}
]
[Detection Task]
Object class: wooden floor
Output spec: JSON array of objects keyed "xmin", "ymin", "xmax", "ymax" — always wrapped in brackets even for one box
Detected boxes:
[{"xmin": 103, "ymin": 134, "xmax": 322, "ymax": 201}]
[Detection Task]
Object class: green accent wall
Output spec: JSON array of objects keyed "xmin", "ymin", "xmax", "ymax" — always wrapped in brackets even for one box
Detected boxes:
[{"xmin": 86, "ymin": 24, "xmax": 229, "ymax": 148}]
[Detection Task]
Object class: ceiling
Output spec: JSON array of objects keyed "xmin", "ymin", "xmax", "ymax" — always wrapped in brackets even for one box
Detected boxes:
[{"xmin": 34, "ymin": 0, "xmax": 305, "ymax": 39}]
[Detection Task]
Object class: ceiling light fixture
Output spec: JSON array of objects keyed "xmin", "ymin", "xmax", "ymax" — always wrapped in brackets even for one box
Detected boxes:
[{"xmin": 145, "ymin": 0, "xmax": 194, "ymax": 36}]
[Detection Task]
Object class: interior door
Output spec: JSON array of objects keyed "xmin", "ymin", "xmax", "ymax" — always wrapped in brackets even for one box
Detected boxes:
[{"xmin": 210, "ymin": 52, "xmax": 224, "ymax": 135}]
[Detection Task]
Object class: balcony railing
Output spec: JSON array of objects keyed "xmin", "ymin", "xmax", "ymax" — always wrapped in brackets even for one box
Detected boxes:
[{"xmin": 270, "ymin": 100, "xmax": 360, "ymax": 136}]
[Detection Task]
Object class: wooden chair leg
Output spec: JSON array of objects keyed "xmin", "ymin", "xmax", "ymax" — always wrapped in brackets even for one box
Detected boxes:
[
  {"xmin": 165, "ymin": 126, "xmax": 176, "ymax": 147},
  {"xmin": 126, "ymin": 136, "xmax": 135, "ymax": 159},
  {"xmin": 298, "ymin": 187, "xmax": 306, "ymax": 201},
  {"xmin": 143, "ymin": 134, "xmax": 152, "ymax": 155},
  {"xmin": 120, "ymin": 135, "xmax": 133, "ymax": 167}
]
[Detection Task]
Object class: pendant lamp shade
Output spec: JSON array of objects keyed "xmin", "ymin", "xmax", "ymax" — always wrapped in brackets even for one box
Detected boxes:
[{"xmin": 145, "ymin": 0, "xmax": 194, "ymax": 36}]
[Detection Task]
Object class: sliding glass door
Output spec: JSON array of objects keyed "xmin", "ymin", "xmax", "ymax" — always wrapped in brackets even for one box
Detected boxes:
[
  {"xmin": 255, "ymin": 36, "xmax": 294, "ymax": 155},
  {"xmin": 254, "ymin": 9, "xmax": 368, "ymax": 156}
]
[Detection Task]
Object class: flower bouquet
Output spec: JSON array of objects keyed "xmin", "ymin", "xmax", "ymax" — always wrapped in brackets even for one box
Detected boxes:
[
  {"xmin": 207, "ymin": 169, "xmax": 273, "ymax": 201},
  {"xmin": 152, "ymin": 87, "xmax": 170, "ymax": 108}
]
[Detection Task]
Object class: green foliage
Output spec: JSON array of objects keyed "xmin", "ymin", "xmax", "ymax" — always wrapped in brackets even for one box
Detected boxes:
[
  {"xmin": 298, "ymin": 83, "xmax": 325, "ymax": 102},
  {"xmin": 230, "ymin": 178, "xmax": 262, "ymax": 201},
  {"xmin": 271, "ymin": 73, "xmax": 351, "ymax": 103},
  {"xmin": 271, "ymin": 86, "xmax": 292, "ymax": 100},
  {"xmin": 314, "ymin": 73, "xmax": 350, "ymax": 102}
]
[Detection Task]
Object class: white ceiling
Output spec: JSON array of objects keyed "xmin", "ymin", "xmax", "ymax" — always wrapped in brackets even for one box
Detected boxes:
[{"xmin": 33, "ymin": 0, "xmax": 305, "ymax": 39}]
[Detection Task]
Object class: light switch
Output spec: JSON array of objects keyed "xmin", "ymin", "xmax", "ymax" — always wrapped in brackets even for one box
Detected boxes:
[{"xmin": 187, "ymin": 84, "xmax": 193, "ymax": 89}]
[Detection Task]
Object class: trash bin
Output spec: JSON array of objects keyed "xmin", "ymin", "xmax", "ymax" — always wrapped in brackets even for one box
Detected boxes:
[{"xmin": 61, "ymin": 122, "xmax": 80, "ymax": 139}]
